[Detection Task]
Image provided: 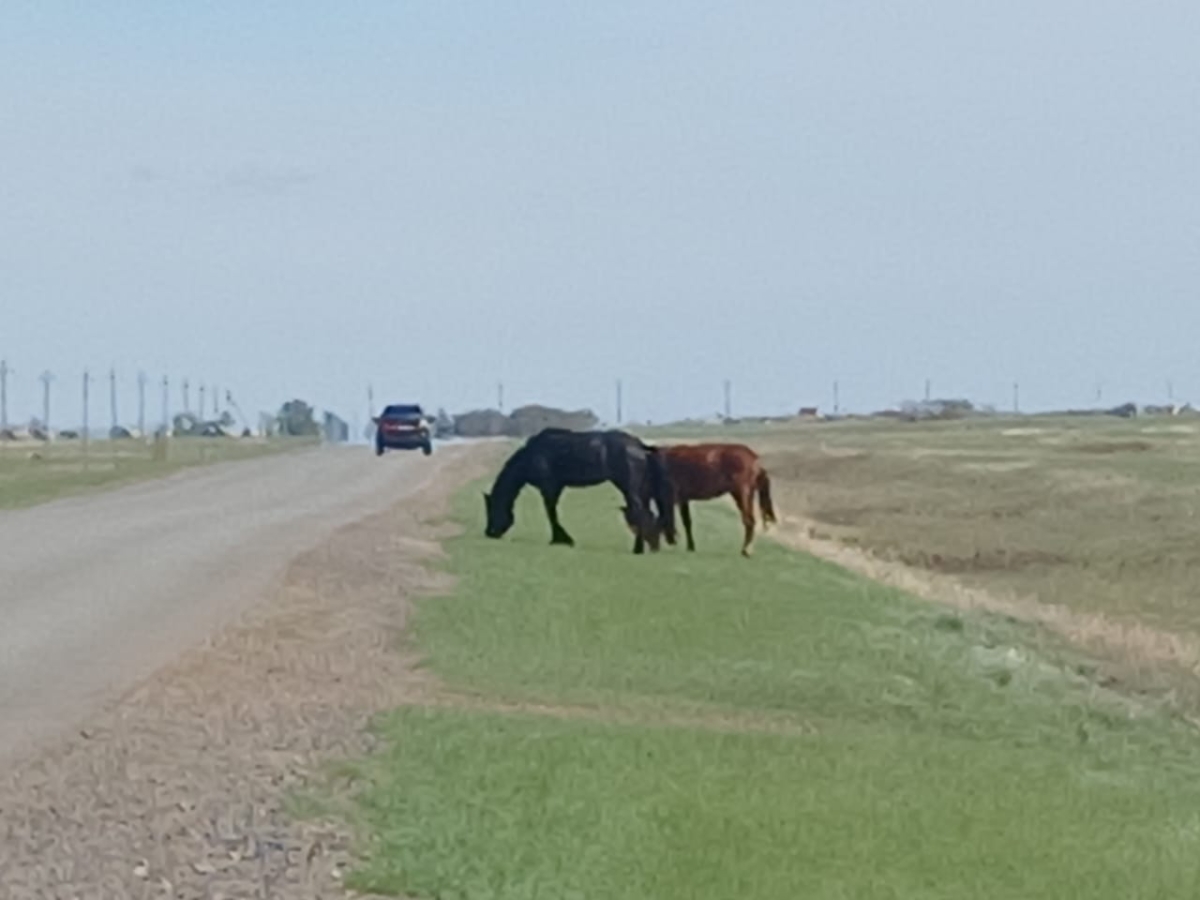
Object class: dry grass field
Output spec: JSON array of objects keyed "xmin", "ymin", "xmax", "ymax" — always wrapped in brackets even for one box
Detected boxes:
[{"xmin": 652, "ymin": 414, "xmax": 1200, "ymax": 715}]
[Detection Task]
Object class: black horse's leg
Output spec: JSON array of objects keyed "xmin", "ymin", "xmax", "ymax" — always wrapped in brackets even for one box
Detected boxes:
[
  {"xmin": 680, "ymin": 500, "xmax": 696, "ymax": 551},
  {"xmin": 541, "ymin": 485, "xmax": 574, "ymax": 546},
  {"xmin": 612, "ymin": 464, "xmax": 653, "ymax": 555},
  {"xmin": 624, "ymin": 492, "xmax": 650, "ymax": 555}
]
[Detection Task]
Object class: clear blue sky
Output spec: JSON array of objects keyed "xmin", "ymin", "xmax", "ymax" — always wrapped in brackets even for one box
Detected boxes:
[{"xmin": 3, "ymin": 2, "xmax": 1199, "ymax": 428}]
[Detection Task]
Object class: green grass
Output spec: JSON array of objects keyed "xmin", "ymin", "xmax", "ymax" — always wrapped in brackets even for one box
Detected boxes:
[
  {"xmin": 351, "ymin": 710, "xmax": 1200, "ymax": 900},
  {"xmin": 0, "ymin": 436, "xmax": 312, "ymax": 509},
  {"xmin": 319, "ymin": 481, "xmax": 1200, "ymax": 899}
]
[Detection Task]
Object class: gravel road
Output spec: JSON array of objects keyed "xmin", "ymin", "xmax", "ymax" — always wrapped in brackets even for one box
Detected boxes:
[{"xmin": 0, "ymin": 444, "xmax": 445, "ymax": 766}]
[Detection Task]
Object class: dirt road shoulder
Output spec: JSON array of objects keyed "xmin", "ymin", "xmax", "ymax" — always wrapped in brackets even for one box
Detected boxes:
[{"xmin": 0, "ymin": 442, "xmax": 502, "ymax": 899}]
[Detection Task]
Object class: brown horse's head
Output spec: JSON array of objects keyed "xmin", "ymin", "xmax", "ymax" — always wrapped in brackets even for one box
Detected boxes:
[{"xmin": 620, "ymin": 505, "xmax": 662, "ymax": 551}]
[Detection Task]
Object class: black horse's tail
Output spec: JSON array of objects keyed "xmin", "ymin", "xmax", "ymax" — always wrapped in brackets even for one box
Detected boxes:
[
  {"xmin": 647, "ymin": 447, "xmax": 678, "ymax": 545},
  {"xmin": 757, "ymin": 468, "xmax": 777, "ymax": 528}
]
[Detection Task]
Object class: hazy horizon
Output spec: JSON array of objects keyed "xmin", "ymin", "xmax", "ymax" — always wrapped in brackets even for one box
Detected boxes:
[{"xmin": 4, "ymin": 3, "xmax": 1199, "ymax": 430}]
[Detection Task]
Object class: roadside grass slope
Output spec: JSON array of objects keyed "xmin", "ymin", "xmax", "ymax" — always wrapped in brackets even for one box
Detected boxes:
[{"xmin": 324, "ymin": 482, "xmax": 1200, "ymax": 899}]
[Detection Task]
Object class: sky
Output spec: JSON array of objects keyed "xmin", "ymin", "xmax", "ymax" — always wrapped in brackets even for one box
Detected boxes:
[{"xmin": 3, "ymin": 1, "xmax": 1200, "ymax": 430}]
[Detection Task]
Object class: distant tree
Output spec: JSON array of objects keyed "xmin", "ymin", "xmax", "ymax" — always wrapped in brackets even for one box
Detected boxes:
[
  {"xmin": 276, "ymin": 399, "xmax": 320, "ymax": 436},
  {"xmin": 453, "ymin": 408, "xmax": 509, "ymax": 437},
  {"xmin": 899, "ymin": 398, "xmax": 975, "ymax": 421},
  {"xmin": 451, "ymin": 404, "xmax": 600, "ymax": 438},
  {"xmin": 434, "ymin": 407, "xmax": 456, "ymax": 438}
]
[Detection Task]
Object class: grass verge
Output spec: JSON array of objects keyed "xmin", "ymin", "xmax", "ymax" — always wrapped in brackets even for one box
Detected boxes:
[
  {"xmin": 315, "ymin": 478, "xmax": 1200, "ymax": 899},
  {"xmin": 0, "ymin": 436, "xmax": 313, "ymax": 509}
]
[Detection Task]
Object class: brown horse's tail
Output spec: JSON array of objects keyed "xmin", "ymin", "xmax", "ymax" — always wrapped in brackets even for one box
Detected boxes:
[
  {"xmin": 647, "ymin": 447, "xmax": 678, "ymax": 545},
  {"xmin": 756, "ymin": 468, "xmax": 777, "ymax": 529}
]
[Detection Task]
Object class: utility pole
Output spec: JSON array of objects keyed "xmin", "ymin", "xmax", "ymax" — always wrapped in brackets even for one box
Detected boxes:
[
  {"xmin": 616, "ymin": 379, "xmax": 623, "ymax": 425},
  {"xmin": 212, "ymin": 384, "xmax": 219, "ymax": 417},
  {"xmin": 833, "ymin": 379, "xmax": 840, "ymax": 415},
  {"xmin": 109, "ymin": 366, "xmax": 119, "ymax": 433},
  {"xmin": 723, "ymin": 379, "xmax": 732, "ymax": 420},
  {"xmin": 137, "ymin": 371, "xmax": 147, "ymax": 435},
  {"xmin": 1013, "ymin": 381, "xmax": 1020, "ymax": 414},
  {"xmin": 40, "ymin": 371, "xmax": 53, "ymax": 433},
  {"xmin": 161, "ymin": 375, "xmax": 170, "ymax": 433},
  {"xmin": 924, "ymin": 378, "xmax": 932, "ymax": 402},
  {"xmin": 182, "ymin": 378, "xmax": 190, "ymax": 414},
  {"xmin": 0, "ymin": 359, "xmax": 9, "ymax": 433},
  {"xmin": 497, "ymin": 381, "xmax": 505, "ymax": 413},
  {"xmin": 82, "ymin": 369, "xmax": 92, "ymax": 465},
  {"xmin": 198, "ymin": 384, "xmax": 206, "ymax": 420}
]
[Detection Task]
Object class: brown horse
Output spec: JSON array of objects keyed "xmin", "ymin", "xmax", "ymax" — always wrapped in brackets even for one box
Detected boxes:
[{"xmin": 626, "ymin": 442, "xmax": 777, "ymax": 556}]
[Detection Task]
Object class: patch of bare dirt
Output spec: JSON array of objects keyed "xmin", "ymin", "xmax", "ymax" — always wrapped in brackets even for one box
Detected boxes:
[
  {"xmin": 895, "ymin": 548, "xmax": 1070, "ymax": 574},
  {"xmin": 0, "ymin": 444, "xmax": 500, "ymax": 900},
  {"xmin": 418, "ymin": 693, "xmax": 818, "ymax": 738},
  {"xmin": 1069, "ymin": 440, "xmax": 1156, "ymax": 454},
  {"xmin": 956, "ymin": 460, "xmax": 1035, "ymax": 473}
]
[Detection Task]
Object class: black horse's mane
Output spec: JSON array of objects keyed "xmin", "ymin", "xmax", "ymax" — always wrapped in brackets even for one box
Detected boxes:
[{"xmin": 490, "ymin": 443, "xmax": 530, "ymax": 502}]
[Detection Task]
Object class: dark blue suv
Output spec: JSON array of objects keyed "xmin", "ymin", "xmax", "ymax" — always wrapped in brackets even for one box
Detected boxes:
[{"xmin": 374, "ymin": 404, "xmax": 433, "ymax": 456}]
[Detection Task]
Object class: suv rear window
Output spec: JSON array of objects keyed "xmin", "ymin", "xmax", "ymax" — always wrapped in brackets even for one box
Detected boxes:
[{"xmin": 382, "ymin": 404, "xmax": 423, "ymax": 417}]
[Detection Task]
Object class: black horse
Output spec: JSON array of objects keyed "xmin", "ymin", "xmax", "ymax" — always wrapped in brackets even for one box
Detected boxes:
[{"xmin": 483, "ymin": 428, "xmax": 677, "ymax": 554}]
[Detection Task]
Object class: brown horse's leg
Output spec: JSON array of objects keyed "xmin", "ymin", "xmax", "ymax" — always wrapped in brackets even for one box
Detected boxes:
[
  {"xmin": 680, "ymin": 500, "xmax": 696, "ymax": 551},
  {"xmin": 735, "ymin": 488, "xmax": 756, "ymax": 557}
]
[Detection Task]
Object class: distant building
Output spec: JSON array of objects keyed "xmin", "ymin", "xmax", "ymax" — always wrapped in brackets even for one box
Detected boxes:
[{"xmin": 323, "ymin": 411, "xmax": 350, "ymax": 443}]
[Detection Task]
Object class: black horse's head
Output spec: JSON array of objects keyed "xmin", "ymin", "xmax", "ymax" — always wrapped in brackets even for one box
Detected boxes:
[
  {"xmin": 483, "ymin": 491, "xmax": 515, "ymax": 539},
  {"xmin": 620, "ymin": 505, "xmax": 663, "ymax": 552}
]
